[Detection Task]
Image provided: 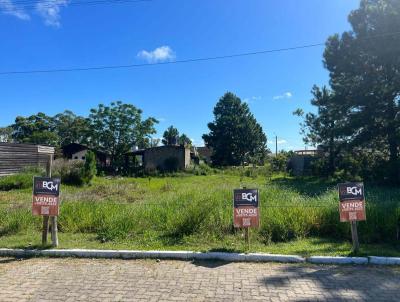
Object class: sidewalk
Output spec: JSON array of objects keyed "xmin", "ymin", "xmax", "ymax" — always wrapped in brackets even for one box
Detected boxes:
[{"xmin": 0, "ymin": 257, "xmax": 399, "ymax": 301}]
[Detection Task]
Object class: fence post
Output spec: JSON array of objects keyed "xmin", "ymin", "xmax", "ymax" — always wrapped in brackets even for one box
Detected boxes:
[
  {"xmin": 41, "ymin": 157, "xmax": 52, "ymax": 246},
  {"xmin": 244, "ymin": 227, "xmax": 250, "ymax": 251},
  {"xmin": 47, "ymin": 155, "xmax": 58, "ymax": 247},
  {"xmin": 350, "ymin": 221, "xmax": 359, "ymax": 253}
]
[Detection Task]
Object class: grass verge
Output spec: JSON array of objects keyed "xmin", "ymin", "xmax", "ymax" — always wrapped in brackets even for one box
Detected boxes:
[{"xmin": 0, "ymin": 231, "xmax": 399, "ymax": 257}]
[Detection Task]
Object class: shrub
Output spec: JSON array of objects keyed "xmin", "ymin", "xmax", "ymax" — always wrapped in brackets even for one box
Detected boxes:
[
  {"xmin": 0, "ymin": 167, "xmax": 44, "ymax": 191},
  {"xmin": 82, "ymin": 151, "xmax": 97, "ymax": 185},
  {"xmin": 52, "ymin": 159, "xmax": 85, "ymax": 186}
]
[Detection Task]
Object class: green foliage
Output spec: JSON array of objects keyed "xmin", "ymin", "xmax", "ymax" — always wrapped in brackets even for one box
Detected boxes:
[
  {"xmin": 268, "ymin": 152, "xmax": 291, "ymax": 172},
  {"xmin": 0, "ymin": 175, "xmax": 399, "ymax": 249},
  {"xmin": 0, "ymin": 167, "xmax": 43, "ymax": 191},
  {"xmin": 203, "ymin": 92, "xmax": 268, "ymax": 166},
  {"xmin": 82, "ymin": 151, "xmax": 97, "ymax": 185},
  {"xmin": 52, "ymin": 159, "xmax": 85, "ymax": 186},
  {"xmin": 0, "ymin": 126, "xmax": 13, "ymax": 143},
  {"xmin": 88, "ymin": 101, "xmax": 158, "ymax": 171},
  {"xmin": 178, "ymin": 134, "xmax": 192, "ymax": 147},
  {"xmin": 12, "ymin": 112, "xmax": 59, "ymax": 146},
  {"xmin": 162, "ymin": 126, "xmax": 179, "ymax": 145},
  {"xmin": 54, "ymin": 110, "xmax": 90, "ymax": 146},
  {"xmin": 296, "ymin": 0, "xmax": 400, "ymax": 183}
]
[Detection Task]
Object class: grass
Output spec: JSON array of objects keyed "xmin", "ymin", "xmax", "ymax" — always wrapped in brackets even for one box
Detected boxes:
[
  {"xmin": 0, "ymin": 171, "xmax": 399, "ymax": 257},
  {"xmin": 0, "ymin": 231, "xmax": 399, "ymax": 257}
]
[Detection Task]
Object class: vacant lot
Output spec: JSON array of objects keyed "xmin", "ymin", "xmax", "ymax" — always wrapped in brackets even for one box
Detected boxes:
[{"xmin": 0, "ymin": 172, "xmax": 399, "ymax": 256}]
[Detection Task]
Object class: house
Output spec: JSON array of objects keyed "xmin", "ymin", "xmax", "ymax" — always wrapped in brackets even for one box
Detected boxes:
[
  {"xmin": 0, "ymin": 142, "xmax": 55, "ymax": 176},
  {"xmin": 61, "ymin": 143, "xmax": 110, "ymax": 167},
  {"xmin": 125, "ymin": 145, "xmax": 191, "ymax": 172}
]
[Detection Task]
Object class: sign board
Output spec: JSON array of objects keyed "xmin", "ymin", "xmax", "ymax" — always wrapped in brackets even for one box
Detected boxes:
[
  {"xmin": 233, "ymin": 189, "xmax": 259, "ymax": 228},
  {"xmin": 32, "ymin": 177, "xmax": 61, "ymax": 216},
  {"xmin": 338, "ymin": 182, "xmax": 366, "ymax": 222}
]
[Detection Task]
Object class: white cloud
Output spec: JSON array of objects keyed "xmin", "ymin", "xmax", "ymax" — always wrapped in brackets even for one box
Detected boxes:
[
  {"xmin": 137, "ymin": 46, "xmax": 175, "ymax": 63},
  {"xmin": 157, "ymin": 117, "xmax": 167, "ymax": 122},
  {"xmin": 36, "ymin": 0, "xmax": 68, "ymax": 27},
  {"xmin": 243, "ymin": 96, "xmax": 261, "ymax": 104},
  {"xmin": 0, "ymin": 0, "xmax": 30, "ymax": 20},
  {"xmin": 273, "ymin": 92, "xmax": 292, "ymax": 100},
  {"xmin": 277, "ymin": 139, "xmax": 287, "ymax": 145}
]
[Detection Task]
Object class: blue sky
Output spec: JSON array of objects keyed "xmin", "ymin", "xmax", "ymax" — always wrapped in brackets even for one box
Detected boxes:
[{"xmin": 0, "ymin": 0, "xmax": 359, "ymax": 150}]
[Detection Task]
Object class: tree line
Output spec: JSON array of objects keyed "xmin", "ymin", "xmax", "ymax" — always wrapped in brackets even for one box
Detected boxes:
[
  {"xmin": 295, "ymin": 0, "xmax": 400, "ymax": 183},
  {"xmin": 0, "ymin": 95, "xmax": 269, "ymax": 171}
]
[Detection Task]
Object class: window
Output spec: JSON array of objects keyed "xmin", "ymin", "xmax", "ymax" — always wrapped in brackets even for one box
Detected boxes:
[
  {"xmin": 74, "ymin": 156, "xmax": 78, "ymax": 159},
  {"xmin": 82, "ymin": 156, "xmax": 85, "ymax": 160}
]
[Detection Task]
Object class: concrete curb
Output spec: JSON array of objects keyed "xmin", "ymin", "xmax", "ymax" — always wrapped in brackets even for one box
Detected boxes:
[
  {"xmin": 0, "ymin": 249, "xmax": 304, "ymax": 263},
  {"xmin": 0, "ymin": 249, "xmax": 398, "ymax": 265},
  {"xmin": 369, "ymin": 256, "xmax": 400, "ymax": 265},
  {"xmin": 307, "ymin": 256, "xmax": 368, "ymax": 265}
]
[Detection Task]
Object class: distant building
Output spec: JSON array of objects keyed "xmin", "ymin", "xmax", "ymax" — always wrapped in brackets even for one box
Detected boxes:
[
  {"xmin": 196, "ymin": 146, "xmax": 213, "ymax": 164},
  {"xmin": 125, "ymin": 145, "xmax": 191, "ymax": 172},
  {"xmin": 61, "ymin": 143, "xmax": 110, "ymax": 167},
  {"xmin": 288, "ymin": 149, "xmax": 320, "ymax": 176},
  {"xmin": 0, "ymin": 142, "xmax": 54, "ymax": 176},
  {"xmin": 294, "ymin": 149, "xmax": 320, "ymax": 156}
]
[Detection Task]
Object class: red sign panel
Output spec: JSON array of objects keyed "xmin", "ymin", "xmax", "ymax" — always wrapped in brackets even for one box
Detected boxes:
[
  {"xmin": 233, "ymin": 189, "xmax": 259, "ymax": 228},
  {"xmin": 32, "ymin": 177, "xmax": 60, "ymax": 216},
  {"xmin": 338, "ymin": 183, "xmax": 366, "ymax": 222}
]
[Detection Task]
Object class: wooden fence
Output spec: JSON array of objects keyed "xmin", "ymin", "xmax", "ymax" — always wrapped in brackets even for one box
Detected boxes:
[{"xmin": 0, "ymin": 143, "xmax": 55, "ymax": 176}]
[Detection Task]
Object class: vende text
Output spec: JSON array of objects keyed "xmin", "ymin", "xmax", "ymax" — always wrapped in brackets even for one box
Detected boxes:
[
  {"xmin": 33, "ymin": 196, "xmax": 58, "ymax": 206},
  {"xmin": 341, "ymin": 201, "xmax": 363, "ymax": 211},
  {"xmin": 235, "ymin": 208, "xmax": 258, "ymax": 216}
]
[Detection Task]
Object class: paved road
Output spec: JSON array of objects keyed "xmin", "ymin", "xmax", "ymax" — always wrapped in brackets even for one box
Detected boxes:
[{"xmin": 0, "ymin": 257, "xmax": 399, "ymax": 301}]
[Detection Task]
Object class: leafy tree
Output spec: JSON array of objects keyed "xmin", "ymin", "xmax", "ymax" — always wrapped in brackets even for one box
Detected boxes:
[
  {"xmin": 88, "ymin": 101, "xmax": 158, "ymax": 171},
  {"xmin": 11, "ymin": 112, "xmax": 58, "ymax": 146},
  {"xmin": 202, "ymin": 92, "xmax": 267, "ymax": 166},
  {"xmin": 162, "ymin": 126, "xmax": 179, "ymax": 145},
  {"xmin": 54, "ymin": 110, "xmax": 90, "ymax": 146},
  {"xmin": 0, "ymin": 127, "xmax": 13, "ymax": 142},
  {"xmin": 179, "ymin": 134, "xmax": 192, "ymax": 147},
  {"xmin": 82, "ymin": 150, "xmax": 97, "ymax": 185}
]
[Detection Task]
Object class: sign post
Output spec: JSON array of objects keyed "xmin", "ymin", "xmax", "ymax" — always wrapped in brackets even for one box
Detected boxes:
[
  {"xmin": 338, "ymin": 182, "xmax": 366, "ymax": 253},
  {"xmin": 233, "ymin": 188, "xmax": 259, "ymax": 251},
  {"xmin": 33, "ymin": 159, "xmax": 60, "ymax": 247}
]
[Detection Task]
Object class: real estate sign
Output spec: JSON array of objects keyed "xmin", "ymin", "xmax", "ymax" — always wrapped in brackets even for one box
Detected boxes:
[
  {"xmin": 32, "ymin": 177, "xmax": 61, "ymax": 216},
  {"xmin": 233, "ymin": 189, "xmax": 259, "ymax": 228},
  {"xmin": 338, "ymin": 182, "xmax": 366, "ymax": 222}
]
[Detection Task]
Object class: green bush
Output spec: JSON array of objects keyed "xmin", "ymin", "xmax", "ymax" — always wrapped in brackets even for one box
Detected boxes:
[
  {"xmin": 0, "ymin": 167, "xmax": 43, "ymax": 191},
  {"xmin": 82, "ymin": 151, "xmax": 97, "ymax": 185},
  {"xmin": 53, "ymin": 159, "xmax": 85, "ymax": 186}
]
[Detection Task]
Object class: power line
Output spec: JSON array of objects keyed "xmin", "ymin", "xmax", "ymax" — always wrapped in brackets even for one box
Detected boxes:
[
  {"xmin": 1, "ymin": 30, "xmax": 400, "ymax": 76},
  {"xmin": 0, "ymin": 43, "xmax": 325, "ymax": 75}
]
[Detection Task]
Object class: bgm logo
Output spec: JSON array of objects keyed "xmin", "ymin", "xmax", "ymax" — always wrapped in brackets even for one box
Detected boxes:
[
  {"xmin": 241, "ymin": 192, "xmax": 257, "ymax": 202},
  {"xmin": 346, "ymin": 186, "xmax": 362, "ymax": 196},
  {"xmin": 38, "ymin": 181, "xmax": 59, "ymax": 192}
]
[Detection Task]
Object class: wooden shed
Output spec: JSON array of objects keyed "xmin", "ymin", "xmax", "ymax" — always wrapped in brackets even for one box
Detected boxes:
[{"xmin": 0, "ymin": 143, "xmax": 55, "ymax": 176}]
